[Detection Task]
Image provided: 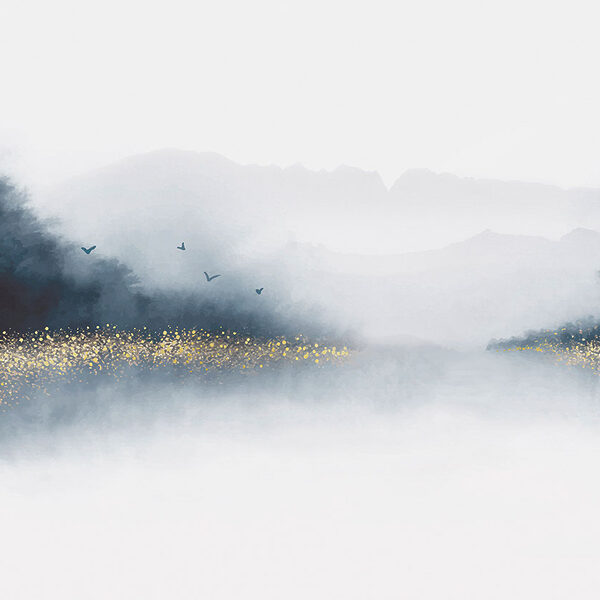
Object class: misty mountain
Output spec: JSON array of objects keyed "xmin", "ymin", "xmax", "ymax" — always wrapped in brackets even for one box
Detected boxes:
[
  {"xmin": 388, "ymin": 169, "xmax": 600, "ymax": 247},
  {"xmin": 281, "ymin": 228, "xmax": 600, "ymax": 346},
  {"xmin": 37, "ymin": 149, "xmax": 600, "ymax": 261},
  {"xmin": 37, "ymin": 149, "xmax": 388, "ymax": 279},
  {"xmin": 32, "ymin": 150, "xmax": 600, "ymax": 345}
]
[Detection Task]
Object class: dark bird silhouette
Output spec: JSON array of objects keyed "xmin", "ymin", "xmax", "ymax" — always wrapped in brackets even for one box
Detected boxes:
[
  {"xmin": 177, "ymin": 242, "xmax": 186, "ymax": 251},
  {"xmin": 204, "ymin": 271, "xmax": 221, "ymax": 282},
  {"xmin": 81, "ymin": 245, "xmax": 96, "ymax": 254},
  {"xmin": 256, "ymin": 288, "xmax": 263, "ymax": 295}
]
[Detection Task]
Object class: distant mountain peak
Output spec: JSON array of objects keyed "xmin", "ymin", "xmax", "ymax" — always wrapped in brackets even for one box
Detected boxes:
[
  {"xmin": 560, "ymin": 227, "xmax": 600, "ymax": 242},
  {"xmin": 453, "ymin": 229, "xmax": 554, "ymax": 250},
  {"xmin": 334, "ymin": 164, "xmax": 377, "ymax": 175},
  {"xmin": 398, "ymin": 168, "xmax": 440, "ymax": 178},
  {"xmin": 389, "ymin": 167, "xmax": 585, "ymax": 196}
]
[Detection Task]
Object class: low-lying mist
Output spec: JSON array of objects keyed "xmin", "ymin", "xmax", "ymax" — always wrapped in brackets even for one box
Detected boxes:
[{"xmin": 2, "ymin": 347, "xmax": 600, "ymax": 599}]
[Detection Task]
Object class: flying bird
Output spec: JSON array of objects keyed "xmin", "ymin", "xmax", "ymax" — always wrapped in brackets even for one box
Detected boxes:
[
  {"xmin": 204, "ymin": 271, "xmax": 221, "ymax": 282},
  {"xmin": 81, "ymin": 245, "xmax": 96, "ymax": 254},
  {"xmin": 256, "ymin": 288, "xmax": 263, "ymax": 295},
  {"xmin": 177, "ymin": 242, "xmax": 186, "ymax": 251}
]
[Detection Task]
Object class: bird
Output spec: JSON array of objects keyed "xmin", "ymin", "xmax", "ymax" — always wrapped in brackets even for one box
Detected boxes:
[
  {"xmin": 256, "ymin": 288, "xmax": 264, "ymax": 295},
  {"xmin": 204, "ymin": 271, "xmax": 221, "ymax": 282},
  {"xmin": 177, "ymin": 242, "xmax": 186, "ymax": 251},
  {"xmin": 81, "ymin": 245, "xmax": 96, "ymax": 254}
]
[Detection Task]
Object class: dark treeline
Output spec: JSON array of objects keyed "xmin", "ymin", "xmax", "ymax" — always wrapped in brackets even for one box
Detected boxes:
[
  {"xmin": 0, "ymin": 178, "xmax": 150, "ymax": 329},
  {"xmin": 487, "ymin": 316, "xmax": 600, "ymax": 350},
  {"xmin": 0, "ymin": 177, "xmax": 339, "ymax": 339}
]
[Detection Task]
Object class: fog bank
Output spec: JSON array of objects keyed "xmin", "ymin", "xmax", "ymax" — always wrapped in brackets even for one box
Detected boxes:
[{"xmin": 1, "ymin": 347, "xmax": 600, "ymax": 599}]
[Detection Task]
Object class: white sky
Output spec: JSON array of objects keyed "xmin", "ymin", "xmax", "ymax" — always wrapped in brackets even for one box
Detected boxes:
[{"xmin": 1, "ymin": 0, "xmax": 599, "ymax": 188}]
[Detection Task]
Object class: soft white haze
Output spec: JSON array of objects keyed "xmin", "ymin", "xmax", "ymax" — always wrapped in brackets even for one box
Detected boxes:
[
  {"xmin": 4, "ymin": 3, "xmax": 600, "ymax": 599},
  {"xmin": 1, "ymin": 0, "xmax": 600, "ymax": 188},
  {"xmin": 3, "ymin": 352, "xmax": 600, "ymax": 599}
]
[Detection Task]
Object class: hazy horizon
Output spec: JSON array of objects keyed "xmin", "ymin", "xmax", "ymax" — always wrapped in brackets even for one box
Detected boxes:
[
  {"xmin": 20, "ymin": 146, "xmax": 600, "ymax": 194},
  {"xmin": 3, "ymin": 0, "xmax": 600, "ymax": 190},
  {"xmin": 6, "ymin": 143, "xmax": 600, "ymax": 198}
]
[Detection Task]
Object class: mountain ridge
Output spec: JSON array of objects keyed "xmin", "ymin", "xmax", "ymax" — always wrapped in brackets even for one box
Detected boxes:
[
  {"xmin": 54, "ymin": 148, "xmax": 600, "ymax": 195},
  {"xmin": 36, "ymin": 148, "xmax": 600, "ymax": 256}
]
